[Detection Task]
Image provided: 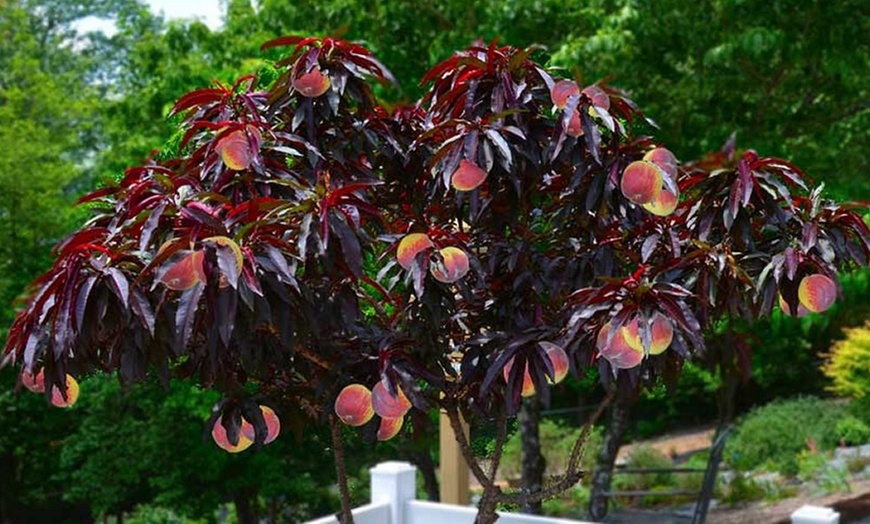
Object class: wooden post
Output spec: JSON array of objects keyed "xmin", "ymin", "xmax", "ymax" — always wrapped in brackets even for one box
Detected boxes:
[{"xmin": 439, "ymin": 409, "xmax": 470, "ymax": 505}]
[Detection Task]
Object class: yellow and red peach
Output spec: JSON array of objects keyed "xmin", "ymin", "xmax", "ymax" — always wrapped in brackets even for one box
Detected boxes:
[
  {"xmin": 212, "ymin": 418, "xmax": 254, "ymax": 453},
  {"xmin": 293, "ymin": 66, "xmax": 331, "ymax": 98},
  {"xmin": 798, "ymin": 274, "xmax": 837, "ymax": 313},
  {"xmin": 551, "ymin": 80, "xmax": 580, "ymax": 109},
  {"xmin": 21, "ymin": 369, "xmax": 45, "ymax": 393},
  {"xmin": 158, "ymin": 250, "xmax": 206, "ymax": 291},
  {"xmin": 642, "ymin": 148, "xmax": 678, "ymax": 178},
  {"xmin": 540, "ymin": 342, "xmax": 569, "ymax": 384},
  {"xmin": 623, "ymin": 314, "xmax": 674, "ymax": 355},
  {"xmin": 582, "ymin": 85, "xmax": 610, "ymax": 110},
  {"xmin": 643, "ymin": 187, "xmax": 679, "ymax": 216},
  {"xmin": 241, "ymin": 405, "xmax": 281, "ymax": 445},
  {"xmin": 566, "ymin": 109, "xmax": 583, "ymax": 138},
  {"xmin": 502, "ymin": 358, "xmax": 536, "ymax": 398},
  {"xmin": 217, "ymin": 128, "xmax": 261, "ymax": 171},
  {"xmin": 779, "ymin": 293, "xmax": 809, "ymax": 317},
  {"xmin": 377, "ymin": 416, "xmax": 404, "ymax": 441},
  {"xmin": 596, "ymin": 323, "xmax": 644, "ymax": 369},
  {"xmin": 50, "ymin": 375, "xmax": 80, "ymax": 408},
  {"xmin": 334, "ymin": 384, "xmax": 375, "ymax": 427},
  {"xmin": 620, "ymin": 161, "xmax": 664, "ymax": 205},
  {"xmin": 430, "ymin": 247, "xmax": 470, "ymax": 283},
  {"xmin": 451, "ymin": 159, "xmax": 488, "ymax": 191},
  {"xmin": 396, "ymin": 233, "xmax": 433, "ymax": 270},
  {"xmin": 371, "ymin": 381, "xmax": 412, "ymax": 419}
]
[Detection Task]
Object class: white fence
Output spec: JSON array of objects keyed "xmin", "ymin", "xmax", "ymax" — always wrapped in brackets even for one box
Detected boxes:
[{"xmin": 305, "ymin": 461, "xmax": 840, "ymax": 524}]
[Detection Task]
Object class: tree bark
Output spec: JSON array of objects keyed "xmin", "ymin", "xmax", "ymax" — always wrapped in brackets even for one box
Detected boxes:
[
  {"xmin": 233, "ymin": 488, "xmax": 257, "ymax": 524},
  {"xmin": 330, "ymin": 415, "xmax": 355, "ymax": 524},
  {"xmin": 588, "ymin": 394, "xmax": 632, "ymax": 521},
  {"xmin": 519, "ymin": 397, "xmax": 545, "ymax": 515}
]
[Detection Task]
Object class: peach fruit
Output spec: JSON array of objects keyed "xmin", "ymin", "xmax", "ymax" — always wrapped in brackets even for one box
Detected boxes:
[
  {"xmin": 596, "ymin": 323, "xmax": 644, "ymax": 369},
  {"xmin": 334, "ymin": 384, "xmax": 375, "ymax": 427},
  {"xmin": 778, "ymin": 293, "xmax": 809, "ymax": 317},
  {"xmin": 212, "ymin": 418, "xmax": 254, "ymax": 453},
  {"xmin": 643, "ymin": 187, "xmax": 679, "ymax": 216},
  {"xmin": 623, "ymin": 314, "xmax": 674, "ymax": 355},
  {"xmin": 293, "ymin": 66, "xmax": 331, "ymax": 98},
  {"xmin": 396, "ymin": 233, "xmax": 433, "ymax": 270},
  {"xmin": 217, "ymin": 128, "xmax": 261, "ymax": 171},
  {"xmin": 620, "ymin": 160, "xmax": 664, "ymax": 205},
  {"xmin": 377, "ymin": 416, "xmax": 404, "ymax": 441},
  {"xmin": 451, "ymin": 159, "xmax": 488, "ymax": 191},
  {"xmin": 643, "ymin": 148, "xmax": 678, "ymax": 178},
  {"xmin": 50, "ymin": 375, "xmax": 80, "ymax": 408},
  {"xmin": 241, "ymin": 405, "xmax": 281, "ymax": 444},
  {"xmin": 798, "ymin": 274, "xmax": 837, "ymax": 313},
  {"xmin": 158, "ymin": 250, "xmax": 206, "ymax": 291},
  {"xmin": 540, "ymin": 341, "xmax": 569, "ymax": 384},
  {"xmin": 430, "ymin": 246, "xmax": 470, "ymax": 283},
  {"xmin": 551, "ymin": 80, "xmax": 580, "ymax": 109},
  {"xmin": 22, "ymin": 369, "xmax": 45, "ymax": 393},
  {"xmin": 582, "ymin": 85, "xmax": 610, "ymax": 110},
  {"xmin": 371, "ymin": 381, "xmax": 412, "ymax": 419}
]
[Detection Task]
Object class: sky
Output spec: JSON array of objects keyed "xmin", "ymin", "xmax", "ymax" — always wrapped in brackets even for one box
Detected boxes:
[{"xmin": 75, "ymin": 0, "xmax": 225, "ymax": 35}]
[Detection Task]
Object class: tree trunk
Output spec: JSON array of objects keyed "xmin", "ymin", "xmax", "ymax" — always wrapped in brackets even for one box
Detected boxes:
[
  {"xmin": 233, "ymin": 489, "xmax": 257, "ymax": 524},
  {"xmin": 519, "ymin": 397, "xmax": 545, "ymax": 515},
  {"xmin": 408, "ymin": 448, "xmax": 440, "ymax": 501},
  {"xmin": 588, "ymin": 395, "xmax": 632, "ymax": 521}
]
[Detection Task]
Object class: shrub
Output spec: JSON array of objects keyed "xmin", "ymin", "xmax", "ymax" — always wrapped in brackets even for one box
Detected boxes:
[
  {"xmin": 727, "ymin": 396, "xmax": 847, "ymax": 476},
  {"xmin": 824, "ymin": 322, "xmax": 870, "ymax": 399},
  {"xmin": 500, "ymin": 419, "xmax": 602, "ymax": 484},
  {"xmin": 612, "ymin": 445, "xmax": 674, "ymax": 493},
  {"xmin": 835, "ymin": 415, "xmax": 870, "ymax": 445}
]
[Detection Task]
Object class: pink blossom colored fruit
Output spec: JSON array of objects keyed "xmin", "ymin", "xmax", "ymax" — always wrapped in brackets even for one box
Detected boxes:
[
  {"xmin": 623, "ymin": 314, "xmax": 674, "ymax": 355},
  {"xmin": 371, "ymin": 381, "xmax": 412, "ymax": 419},
  {"xmin": 334, "ymin": 384, "xmax": 375, "ymax": 426},
  {"xmin": 241, "ymin": 405, "xmax": 281, "ymax": 444},
  {"xmin": 158, "ymin": 250, "xmax": 206, "ymax": 291},
  {"xmin": 540, "ymin": 342, "xmax": 569, "ymax": 384},
  {"xmin": 450, "ymin": 159, "xmax": 488, "ymax": 191},
  {"xmin": 778, "ymin": 293, "xmax": 809, "ymax": 317},
  {"xmin": 596, "ymin": 323, "xmax": 644, "ymax": 369},
  {"xmin": 217, "ymin": 128, "xmax": 261, "ymax": 171},
  {"xmin": 396, "ymin": 233, "xmax": 433, "ymax": 270},
  {"xmin": 430, "ymin": 246, "xmax": 470, "ymax": 283},
  {"xmin": 502, "ymin": 357, "xmax": 536, "ymax": 398},
  {"xmin": 50, "ymin": 375, "xmax": 80, "ymax": 408},
  {"xmin": 642, "ymin": 148, "xmax": 678, "ymax": 178},
  {"xmin": 22, "ymin": 369, "xmax": 45, "ymax": 393},
  {"xmin": 643, "ymin": 187, "xmax": 679, "ymax": 216},
  {"xmin": 377, "ymin": 416, "xmax": 404, "ymax": 441},
  {"xmin": 566, "ymin": 109, "xmax": 583, "ymax": 138},
  {"xmin": 798, "ymin": 274, "xmax": 837, "ymax": 313},
  {"xmin": 582, "ymin": 85, "xmax": 610, "ymax": 110},
  {"xmin": 620, "ymin": 160, "xmax": 664, "ymax": 205},
  {"xmin": 293, "ymin": 66, "xmax": 331, "ymax": 97},
  {"xmin": 212, "ymin": 418, "xmax": 254, "ymax": 453},
  {"xmin": 551, "ymin": 80, "xmax": 580, "ymax": 109}
]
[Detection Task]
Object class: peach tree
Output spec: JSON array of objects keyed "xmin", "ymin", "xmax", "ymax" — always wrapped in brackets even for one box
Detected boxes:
[{"xmin": 3, "ymin": 37, "xmax": 869, "ymax": 523}]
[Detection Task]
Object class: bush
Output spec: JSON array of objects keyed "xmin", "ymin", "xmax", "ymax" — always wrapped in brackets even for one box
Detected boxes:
[
  {"xmin": 835, "ymin": 416, "xmax": 870, "ymax": 445},
  {"xmin": 500, "ymin": 419, "xmax": 602, "ymax": 484},
  {"xmin": 824, "ymin": 322, "xmax": 870, "ymax": 399},
  {"xmin": 727, "ymin": 396, "xmax": 848, "ymax": 476}
]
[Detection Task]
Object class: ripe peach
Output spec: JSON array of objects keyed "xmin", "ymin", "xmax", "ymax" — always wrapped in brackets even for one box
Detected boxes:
[
  {"xmin": 798, "ymin": 274, "xmax": 837, "ymax": 313},
  {"xmin": 596, "ymin": 323, "xmax": 644, "ymax": 369},
  {"xmin": 158, "ymin": 250, "xmax": 206, "ymax": 291},
  {"xmin": 778, "ymin": 293, "xmax": 809, "ymax": 317},
  {"xmin": 371, "ymin": 381, "xmax": 412, "ymax": 419},
  {"xmin": 502, "ymin": 357, "xmax": 536, "ymax": 398},
  {"xmin": 241, "ymin": 405, "xmax": 281, "ymax": 445},
  {"xmin": 22, "ymin": 369, "xmax": 45, "ymax": 393},
  {"xmin": 620, "ymin": 161, "xmax": 664, "ymax": 205},
  {"xmin": 540, "ymin": 342, "xmax": 569, "ymax": 384},
  {"xmin": 396, "ymin": 233, "xmax": 433, "ymax": 270},
  {"xmin": 430, "ymin": 247, "xmax": 470, "ymax": 283},
  {"xmin": 377, "ymin": 416, "xmax": 404, "ymax": 441},
  {"xmin": 623, "ymin": 314, "xmax": 674, "ymax": 355},
  {"xmin": 212, "ymin": 418, "xmax": 254, "ymax": 453},
  {"xmin": 582, "ymin": 85, "xmax": 610, "ymax": 110},
  {"xmin": 642, "ymin": 148, "xmax": 678, "ymax": 178},
  {"xmin": 551, "ymin": 80, "xmax": 580, "ymax": 109},
  {"xmin": 217, "ymin": 128, "xmax": 261, "ymax": 171},
  {"xmin": 451, "ymin": 159, "xmax": 488, "ymax": 191},
  {"xmin": 334, "ymin": 384, "xmax": 375, "ymax": 427},
  {"xmin": 566, "ymin": 109, "xmax": 583, "ymax": 138},
  {"xmin": 50, "ymin": 375, "xmax": 80, "ymax": 408},
  {"xmin": 293, "ymin": 66, "xmax": 331, "ymax": 98},
  {"xmin": 642, "ymin": 187, "xmax": 679, "ymax": 216}
]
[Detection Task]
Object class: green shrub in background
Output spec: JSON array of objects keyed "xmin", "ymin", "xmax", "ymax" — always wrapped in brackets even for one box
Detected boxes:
[
  {"xmin": 612, "ymin": 446, "xmax": 675, "ymax": 493},
  {"xmin": 835, "ymin": 416, "xmax": 870, "ymax": 446},
  {"xmin": 726, "ymin": 397, "xmax": 848, "ymax": 476},
  {"xmin": 824, "ymin": 322, "xmax": 870, "ymax": 399},
  {"xmin": 500, "ymin": 420, "xmax": 603, "ymax": 484}
]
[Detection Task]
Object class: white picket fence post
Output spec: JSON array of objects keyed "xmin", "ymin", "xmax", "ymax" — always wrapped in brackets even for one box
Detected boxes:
[
  {"xmin": 370, "ymin": 461, "xmax": 418, "ymax": 524},
  {"xmin": 791, "ymin": 505, "xmax": 840, "ymax": 524}
]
